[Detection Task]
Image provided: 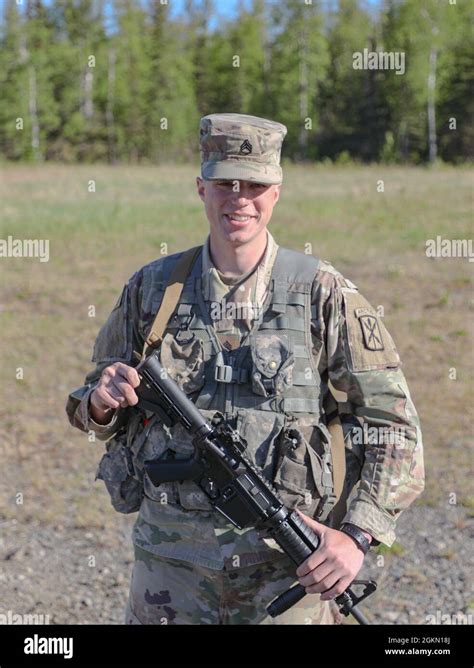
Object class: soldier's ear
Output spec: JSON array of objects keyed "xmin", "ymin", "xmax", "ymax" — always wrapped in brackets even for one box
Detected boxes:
[
  {"xmin": 196, "ymin": 177, "xmax": 205, "ymax": 202},
  {"xmin": 273, "ymin": 184, "xmax": 282, "ymax": 204}
]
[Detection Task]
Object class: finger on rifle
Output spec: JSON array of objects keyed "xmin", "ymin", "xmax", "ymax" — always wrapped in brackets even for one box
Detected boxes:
[
  {"xmin": 111, "ymin": 378, "xmax": 139, "ymax": 406},
  {"xmin": 296, "ymin": 548, "xmax": 327, "ymax": 577},
  {"xmin": 320, "ymin": 574, "xmax": 351, "ymax": 600},
  {"xmin": 305, "ymin": 568, "xmax": 341, "ymax": 596},
  {"xmin": 92, "ymin": 385, "xmax": 121, "ymax": 410},
  {"xmin": 115, "ymin": 362, "xmax": 141, "ymax": 388},
  {"xmin": 298, "ymin": 561, "xmax": 333, "ymax": 588}
]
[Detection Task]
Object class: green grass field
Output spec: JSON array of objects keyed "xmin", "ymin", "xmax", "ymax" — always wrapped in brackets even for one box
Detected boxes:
[{"xmin": 0, "ymin": 164, "xmax": 472, "ymax": 527}]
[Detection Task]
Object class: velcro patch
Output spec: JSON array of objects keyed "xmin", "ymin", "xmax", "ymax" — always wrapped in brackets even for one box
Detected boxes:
[
  {"xmin": 354, "ymin": 307, "xmax": 375, "ymax": 318},
  {"xmin": 342, "ymin": 289, "xmax": 400, "ymax": 372},
  {"xmin": 359, "ymin": 315, "xmax": 384, "ymax": 351}
]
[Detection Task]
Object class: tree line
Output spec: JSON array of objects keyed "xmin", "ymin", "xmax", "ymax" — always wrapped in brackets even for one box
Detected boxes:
[{"xmin": 0, "ymin": 0, "xmax": 472, "ymax": 165}]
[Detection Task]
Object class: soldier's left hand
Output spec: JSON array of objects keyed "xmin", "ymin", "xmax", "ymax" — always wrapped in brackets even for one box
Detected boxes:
[{"xmin": 295, "ymin": 510, "xmax": 367, "ymax": 600}]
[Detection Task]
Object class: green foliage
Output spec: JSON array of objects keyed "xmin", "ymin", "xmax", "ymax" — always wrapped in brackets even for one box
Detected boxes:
[
  {"xmin": 436, "ymin": 0, "xmax": 474, "ymax": 163},
  {"xmin": 0, "ymin": 0, "xmax": 471, "ymax": 164},
  {"xmin": 380, "ymin": 130, "xmax": 397, "ymax": 163},
  {"xmin": 266, "ymin": 0, "xmax": 329, "ymax": 159},
  {"xmin": 146, "ymin": 16, "xmax": 199, "ymax": 161},
  {"xmin": 318, "ymin": 0, "xmax": 379, "ymax": 161}
]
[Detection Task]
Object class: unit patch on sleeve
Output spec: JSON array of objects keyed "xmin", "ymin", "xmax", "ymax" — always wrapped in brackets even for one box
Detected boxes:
[
  {"xmin": 354, "ymin": 307, "xmax": 385, "ymax": 351},
  {"xmin": 342, "ymin": 289, "xmax": 400, "ymax": 371}
]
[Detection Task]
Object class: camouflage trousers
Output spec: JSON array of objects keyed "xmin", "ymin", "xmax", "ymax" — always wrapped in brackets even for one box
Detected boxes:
[{"xmin": 125, "ymin": 546, "xmax": 344, "ymax": 625}]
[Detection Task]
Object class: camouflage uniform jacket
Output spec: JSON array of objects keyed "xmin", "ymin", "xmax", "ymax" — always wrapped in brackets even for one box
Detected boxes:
[{"xmin": 66, "ymin": 232, "xmax": 424, "ymax": 569}]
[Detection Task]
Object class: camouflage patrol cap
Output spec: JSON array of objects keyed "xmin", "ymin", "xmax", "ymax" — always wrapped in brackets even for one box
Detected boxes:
[{"xmin": 200, "ymin": 113, "xmax": 287, "ymax": 185}]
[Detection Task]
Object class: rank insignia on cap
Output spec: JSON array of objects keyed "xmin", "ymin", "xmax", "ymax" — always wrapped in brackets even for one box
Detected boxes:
[
  {"xmin": 358, "ymin": 315, "xmax": 384, "ymax": 351},
  {"xmin": 239, "ymin": 139, "xmax": 252, "ymax": 155}
]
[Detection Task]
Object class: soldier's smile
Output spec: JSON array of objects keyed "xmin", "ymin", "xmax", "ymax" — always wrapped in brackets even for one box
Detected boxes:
[{"xmin": 223, "ymin": 213, "xmax": 258, "ymax": 227}]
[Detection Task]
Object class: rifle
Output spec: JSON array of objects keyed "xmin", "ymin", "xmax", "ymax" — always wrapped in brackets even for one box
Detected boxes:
[{"xmin": 133, "ymin": 350, "xmax": 376, "ymax": 624}]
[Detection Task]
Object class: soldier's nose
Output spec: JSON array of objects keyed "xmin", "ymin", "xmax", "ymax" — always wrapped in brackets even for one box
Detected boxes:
[{"xmin": 230, "ymin": 190, "xmax": 251, "ymax": 205}]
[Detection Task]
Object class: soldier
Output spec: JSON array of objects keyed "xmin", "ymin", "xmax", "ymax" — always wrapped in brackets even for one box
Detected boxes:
[{"xmin": 66, "ymin": 113, "xmax": 425, "ymax": 625}]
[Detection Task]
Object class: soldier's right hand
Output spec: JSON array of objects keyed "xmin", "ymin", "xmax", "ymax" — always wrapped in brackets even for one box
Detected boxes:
[{"xmin": 90, "ymin": 362, "xmax": 140, "ymax": 421}]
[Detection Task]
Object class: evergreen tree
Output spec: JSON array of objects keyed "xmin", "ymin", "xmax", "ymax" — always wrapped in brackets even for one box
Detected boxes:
[
  {"xmin": 49, "ymin": 0, "xmax": 108, "ymax": 161},
  {"xmin": 436, "ymin": 0, "xmax": 474, "ymax": 163},
  {"xmin": 146, "ymin": 0, "xmax": 199, "ymax": 161},
  {"xmin": 112, "ymin": 0, "xmax": 151, "ymax": 161},
  {"xmin": 318, "ymin": 0, "xmax": 376, "ymax": 161},
  {"xmin": 183, "ymin": 0, "xmax": 214, "ymax": 117},
  {"xmin": 381, "ymin": 0, "xmax": 454, "ymax": 163},
  {"xmin": 23, "ymin": 0, "xmax": 62, "ymax": 161},
  {"xmin": 267, "ymin": 0, "xmax": 329, "ymax": 160},
  {"xmin": 0, "ymin": 0, "xmax": 28, "ymax": 160}
]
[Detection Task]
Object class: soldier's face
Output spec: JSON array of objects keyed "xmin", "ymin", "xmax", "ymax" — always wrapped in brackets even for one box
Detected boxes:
[{"xmin": 196, "ymin": 178, "xmax": 281, "ymax": 247}]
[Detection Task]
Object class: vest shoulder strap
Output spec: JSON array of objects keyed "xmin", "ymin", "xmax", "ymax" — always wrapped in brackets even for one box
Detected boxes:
[
  {"xmin": 271, "ymin": 247, "xmax": 321, "ymax": 285},
  {"xmin": 143, "ymin": 245, "xmax": 202, "ymax": 355}
]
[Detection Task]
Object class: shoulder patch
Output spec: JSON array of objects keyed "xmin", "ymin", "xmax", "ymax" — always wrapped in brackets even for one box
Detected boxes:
[{"xmin": 342, "ymin": 289, "xmax": 400, "ymax": 371}]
